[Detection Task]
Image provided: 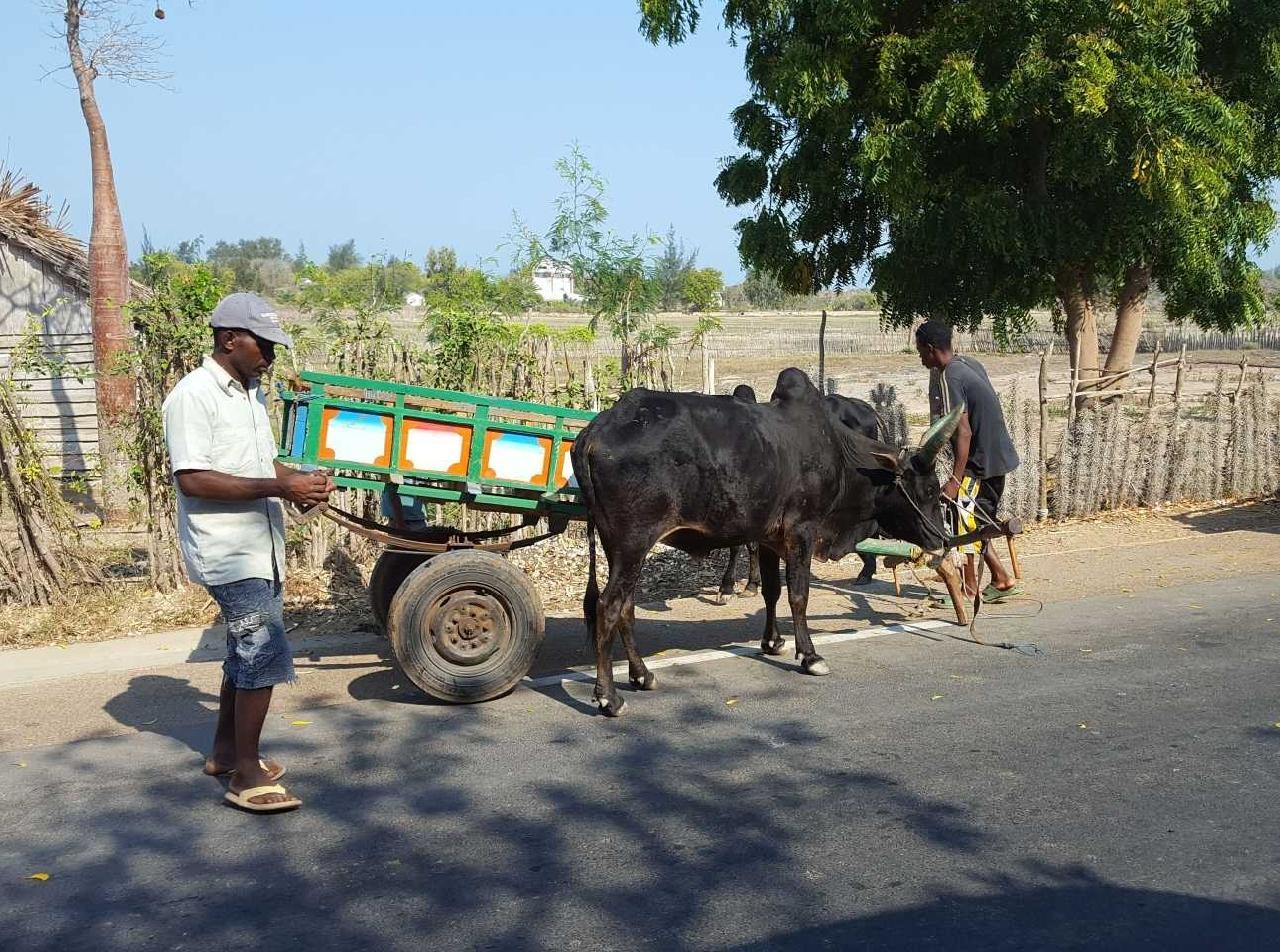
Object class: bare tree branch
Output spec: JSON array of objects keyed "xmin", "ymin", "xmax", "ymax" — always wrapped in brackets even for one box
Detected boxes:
[{"xmin": 44, "ymin": 0, "xmax": 172, "ymax": 87}]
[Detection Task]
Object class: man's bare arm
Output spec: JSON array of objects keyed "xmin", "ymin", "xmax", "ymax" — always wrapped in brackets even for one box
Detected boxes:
[
  {"xmin": 176, "ymin": 468, "xmax": 330, "ymax": 506},
  {"xmin": 946, "ymin": 411, "xmax": 973, "ymax": 498}
]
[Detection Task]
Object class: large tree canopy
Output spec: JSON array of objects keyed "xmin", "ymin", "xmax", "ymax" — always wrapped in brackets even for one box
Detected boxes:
[{"xmin": 640, "ymin": 0, "xmax": 1280, "ymax": 380}]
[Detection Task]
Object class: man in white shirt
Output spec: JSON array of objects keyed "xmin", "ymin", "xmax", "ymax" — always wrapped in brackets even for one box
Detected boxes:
[{"xmin": 163, "ymin": 292, "xmax": 333, "ymax": 813}]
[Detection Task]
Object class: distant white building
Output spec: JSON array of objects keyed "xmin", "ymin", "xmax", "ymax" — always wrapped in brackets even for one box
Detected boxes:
[
  {"xmin": 531, "ymin": 257, "xmax": 581, "ymax": 302},
  {"xmin": 404, "ymin": 291, "xmax": 424, "ymax": 307}
]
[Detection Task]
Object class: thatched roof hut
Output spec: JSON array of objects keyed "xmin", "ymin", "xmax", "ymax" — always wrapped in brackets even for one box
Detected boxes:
[
  {"xmin": 0, "ymin": 170, "xmax": 92, "ymax": 294},
  {"xmin": 0, "ymin": 171, "xmax": 105, "ymax": 477}
]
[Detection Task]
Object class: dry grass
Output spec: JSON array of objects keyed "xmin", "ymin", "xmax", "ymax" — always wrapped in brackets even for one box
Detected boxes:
[
  {"xmin": 0, "ymin": 552, "xmax": 374, "ymax": 649},
  {"xmin": 3, "ymin": 495, "xmax": 1277, "ymax": 649},
  {"xmin": 0, "ymin": 582, "xmax": 213, "ymax": 649}
]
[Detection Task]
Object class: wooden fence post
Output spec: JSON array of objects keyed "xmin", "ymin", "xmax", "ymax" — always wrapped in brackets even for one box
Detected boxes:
[
  {"xmin": 1038, "ymin": 349, "xmax": 1050, "ymax": 521},
  {"xmin": 1067, "ymin": 337, "xmax": 1082, "ymax": 430},
  {"xmin": 1147, "ymin": 341, "xmax": 1162, "ymax": 407},
  {"xmin": 1233, "ymin": 357, "xmax": 1249, "ymax": 402},
  {"xmin": 585, "ymin": 361, "xmax": 598, "ymax": 411},
  {"xmin": 1172, "ymin": 344, "xmax": 1187, "ymax": 414},
  {"xmin": 817, "ymin": 309, "xmax": 828, "ymax": 392}
]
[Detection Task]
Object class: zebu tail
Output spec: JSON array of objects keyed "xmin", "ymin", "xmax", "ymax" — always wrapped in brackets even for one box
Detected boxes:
[{"xmin": 583, "ymin": 518, "xmax": 600, "ymax": 644}]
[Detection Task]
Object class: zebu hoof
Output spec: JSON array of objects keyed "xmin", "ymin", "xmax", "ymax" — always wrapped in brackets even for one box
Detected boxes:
[
  {"xmin": 743, "ymin": 584, "xmax": 759, "ymax": 597},
  {"xmin": 715, "ymin": 592, "xmax": 729, "ymax": 606},
  {"xmin": 630, "ymin": 671, "xmax": 657, "ymax": 691},
  {"xmin": 853, "ymin": 572, "xmax": 875, "ymax": 587},
  {"xmin": 761, "ymin": 637, "xmax": 786, "ymax": 656},
  {"xmin": 596, "ymin": 695, "xmax": 626, "ymax": 717},
  {"xmin": 801, "ymin": 656, "xmax": 831, "ymax": 677}
]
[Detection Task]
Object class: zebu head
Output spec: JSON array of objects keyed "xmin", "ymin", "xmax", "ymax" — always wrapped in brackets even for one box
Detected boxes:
[{"xmin": 865, "ymin": 405, "xmax": 964, "ymax": 550}]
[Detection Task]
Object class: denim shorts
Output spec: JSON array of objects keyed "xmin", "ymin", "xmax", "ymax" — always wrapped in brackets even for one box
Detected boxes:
[{"xmin": 207, "ymin": 578, "xmax": 296, "ymax": 690}]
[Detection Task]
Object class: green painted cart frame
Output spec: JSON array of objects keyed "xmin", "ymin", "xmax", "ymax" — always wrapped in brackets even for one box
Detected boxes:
[
  {"xmin": 277, "ymin": 369, "xmax": 595, "ymax": 523},
  {"xmin": 276, "ymin": 370, "xmax": 598, "ymax": 704}
]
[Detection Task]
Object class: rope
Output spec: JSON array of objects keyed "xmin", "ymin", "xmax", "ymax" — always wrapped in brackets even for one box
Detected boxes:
[{"xmin": 899, "ymin": 507, "xmax": 1044, "ymax": 655}]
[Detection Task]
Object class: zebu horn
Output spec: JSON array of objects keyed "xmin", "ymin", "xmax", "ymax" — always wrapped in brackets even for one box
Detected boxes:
[{"xmin": 916, "ymin": 404, "xmax": 964, "ymax": 465}]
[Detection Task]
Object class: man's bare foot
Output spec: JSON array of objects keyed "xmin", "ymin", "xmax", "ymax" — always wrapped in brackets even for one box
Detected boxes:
[
  {"xmin": 204, "ymin": 756, "xmax": 284, "ymax": 780},
  {"xmin": 227, "ymin": 760, "xmax": 297, "ymax": 809}
]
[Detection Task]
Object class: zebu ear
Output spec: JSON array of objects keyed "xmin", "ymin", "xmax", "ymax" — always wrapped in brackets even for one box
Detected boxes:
[
  {"xmin": 871, "ymin": 449, "xmax": 905, "ymax": 472},
  {"xmin": 916, "ymin": 404, "xmax": 964, "ymax": 466}
]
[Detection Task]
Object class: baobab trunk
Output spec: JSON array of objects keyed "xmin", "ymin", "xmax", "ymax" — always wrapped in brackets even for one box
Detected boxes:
[
  {"xmin": 67, "ymin": 0, "xmax": 135, "ymax": 523},
  {"xmin": 1055, "ymin": 266, "xmax": 1101, "ymax": 396},
  {"xmin": 1100, "ymin": 262, "xmax": 1152, "ymax": 390}
]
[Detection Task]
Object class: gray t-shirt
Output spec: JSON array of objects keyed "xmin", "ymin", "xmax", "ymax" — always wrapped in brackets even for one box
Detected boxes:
[{"xmin": 928, "ymin": 356, "xmax": 1020, "ymax": 479}]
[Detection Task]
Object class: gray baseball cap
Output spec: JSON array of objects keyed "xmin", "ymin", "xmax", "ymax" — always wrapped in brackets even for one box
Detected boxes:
[{"xmin": 209, "ymin": 292, "xmax": 294, "ymax": 348}]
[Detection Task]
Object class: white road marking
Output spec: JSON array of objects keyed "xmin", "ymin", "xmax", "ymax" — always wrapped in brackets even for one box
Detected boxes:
[{"xmin": 524, "ymin": 619, "xmax": 953, "ymax": 689}]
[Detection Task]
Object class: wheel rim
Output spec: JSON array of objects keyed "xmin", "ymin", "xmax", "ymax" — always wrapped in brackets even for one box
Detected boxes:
[{"xmin": 425, "ymin": 588, "xmax": 511, "ymax": 669}]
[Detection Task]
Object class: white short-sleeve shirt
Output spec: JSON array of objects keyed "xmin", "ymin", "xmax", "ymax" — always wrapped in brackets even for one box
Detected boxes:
[{"xmin": 162, "ymin": 356, "xmax": 286, "ymax": 587}]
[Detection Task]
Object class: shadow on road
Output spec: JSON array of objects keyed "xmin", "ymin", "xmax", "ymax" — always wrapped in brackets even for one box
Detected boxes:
[
  {"xmin": 100, "ymin": 675, "xmax": 220, "ymax": 762},
  {"xmin": 0, "ymin": 702, "xmax": 984, "ymax": 950},
  {"xmin": 727, "ymin": 868, "xmax": 1280, "ymax": 950},
  {"xmin": 1174, "ymin": 498, "xmax": 1280, "ymax": 536},
  {"xmin": 8, "ymin": 694, "xmax": 1278, "ymax": 951}
]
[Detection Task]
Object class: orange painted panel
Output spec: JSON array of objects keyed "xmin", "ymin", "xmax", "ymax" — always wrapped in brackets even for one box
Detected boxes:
[
  {"xmin": 398, "ymin": 419, "xmax": 472, "ymax": 476},
  {"xmin": 481, "ymin": 430, "xmax": 551, "ymax": 485}
]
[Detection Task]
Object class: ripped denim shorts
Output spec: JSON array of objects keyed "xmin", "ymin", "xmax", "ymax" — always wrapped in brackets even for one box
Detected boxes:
[{"xmin": 207, "ymin": 578, "xmax": 296, "ymax": 690}]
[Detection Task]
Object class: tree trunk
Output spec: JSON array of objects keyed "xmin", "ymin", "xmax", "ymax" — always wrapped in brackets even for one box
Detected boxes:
[
  {"xmin": 1100, "ymin": 262, "xmax": 1152, "ymax": 390},
  {"xmin": 1055, "ymin": 266, "xmax": 1101, "ymax": 394},
  {"xmin": 817, "ymin": 308, "xmax": 827, "ymax": 393},
  {"xmin": 66, "ymin": 1, "xmax": 135, "ymax": 524}
]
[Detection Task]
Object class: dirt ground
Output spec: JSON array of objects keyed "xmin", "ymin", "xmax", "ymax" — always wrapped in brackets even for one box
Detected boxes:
[
  {"xmin": 711, "ymin": 350, "xmax": 1280, "ymax": 422},
  {"xmin": 532, "ymin": 309, "xmax": 1280, "ymax": 419},
  {"xmin": 4, "ymin": 497, "xmax": 1275, "ymax": 652},
  {"xmin": 515, "ymin": 496, "xmax": 1280, "ymax": 615}
]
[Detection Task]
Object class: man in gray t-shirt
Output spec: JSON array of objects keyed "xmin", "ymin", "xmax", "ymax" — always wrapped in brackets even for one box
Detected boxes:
[{"xmin": 916, "ymin": 320, "xmax": 1020, "ymax": 601}]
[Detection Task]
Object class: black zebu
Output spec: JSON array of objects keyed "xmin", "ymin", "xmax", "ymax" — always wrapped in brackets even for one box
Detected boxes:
[
  {"xmin": 572, "ymin": 367, "xmax": 959, "ymax": 716},
  {"xmin": 718, "ymin": 387, "xmax": 883, "ymax": 596}
]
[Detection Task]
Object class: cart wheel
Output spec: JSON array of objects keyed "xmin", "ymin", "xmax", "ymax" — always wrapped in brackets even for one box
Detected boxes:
[
  {"xmin": 369, "ymin": 550, "xmax": 433, "ymax": 633},
  {"xmin": 388, "ymin": 550, "xmax": 545, "ymax": 704}
]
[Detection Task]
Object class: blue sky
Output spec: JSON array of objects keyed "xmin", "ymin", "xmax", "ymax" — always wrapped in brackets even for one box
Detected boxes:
[
  {"xmin": 4, "ymin": 1, "xmax": 754, "ymax": 279},
  {"xmin": 6, "ymin": 2, "xmax": 1279, "ymax": 283}
]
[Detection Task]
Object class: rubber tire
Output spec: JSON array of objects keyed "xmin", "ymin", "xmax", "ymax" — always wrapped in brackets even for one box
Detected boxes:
[
  {"xmin": 387, "ymin": 550, "xmax": 545, "ymax": 704},
  {"xmin": 369, "ymin": 550, "xmax": 433, "ymax": 634}
]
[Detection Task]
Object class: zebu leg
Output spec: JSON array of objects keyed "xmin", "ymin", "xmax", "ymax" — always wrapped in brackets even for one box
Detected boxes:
[
  {"xmin": 785, "ymin": 540, "xmax": 829, "ymax": 676},
  {"xmin": 757, "ymin": 547, "xmax": 786, "ymax": 656},
  {"xmin": 593, "ymin": 540, "xmax": 650, "ymax": 715},
  {"xmin": 854, "ymin": 552, "xmax": 877, "ymax": 586},
  {"xmin": 745, "ymin": 542, "xmax": 760, "ymax": 595},
  {"xmin": 718, "ymin": 546, "xmax": 739, "ymax": 602},
  {"xmin": 619, "ymin": 599, "xmax": 656, "ymax": 691}
]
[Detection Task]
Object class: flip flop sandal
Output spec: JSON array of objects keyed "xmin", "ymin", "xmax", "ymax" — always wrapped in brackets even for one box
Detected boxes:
[
  {"xmin": 224, "ymin": 784, "xmax": 302, "ymax": 814},
  {"xmin": 930, "ymin": 592, "xmax": 980, "ymax": 607},
  {"xmin": 205, "ymin": 758, "xmax": 286, "ymax": 783},
  {"xmin": 981, "ymin": 584, "xmax": 1022, "ymax": 603}
]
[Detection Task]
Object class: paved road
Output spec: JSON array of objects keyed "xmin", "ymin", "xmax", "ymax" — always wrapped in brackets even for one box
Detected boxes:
[{"xmin": 1, "ymin": 573, "xmax": 1278, "ymax": 951}]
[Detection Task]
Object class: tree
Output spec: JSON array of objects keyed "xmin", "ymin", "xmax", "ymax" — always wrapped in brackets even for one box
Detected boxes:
[
  {"xmin": 652, "ymin": 226, "xmax": 698, "ymax": 310},
  {"xmin": 206, "ymin": 236, "xmax": 291, "ymax": 292},
  {"xmin": 513, "ymin": 146, "xmax": 667, "ymax": 390},
  {"xmin": 425, "ymin": 246, "xmax": 459, "ymax": 277},
  {"xmin": 126, "ymin": 252, "xmax": 229, "ymax": 590},
  {"xmin": 681, "ymin": 267, "xmax": 724, "ymax": 312},
  {"xmin": 640, "ymin": 1, "xmax": 1280, "ymax": 387},
  {"xmin": 54, "ymin": 0, "xmax": 169, "ymax": 521},
  {"xmin": 741, "ymin": 267, "xmax": 784, "ymax": 310},
  {"xmin": 174, "ymin": 235, "xmax": 204, "ymax": 264},
  {"xmin": 327, "ymin": 239, "xmax": 361, "ymax": 272}
]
